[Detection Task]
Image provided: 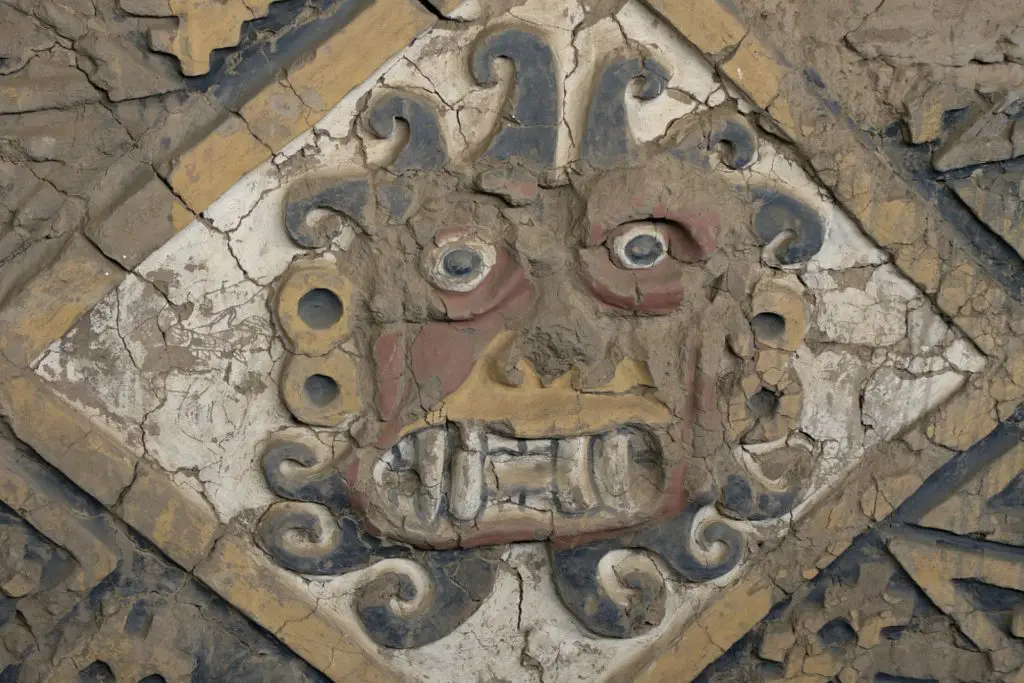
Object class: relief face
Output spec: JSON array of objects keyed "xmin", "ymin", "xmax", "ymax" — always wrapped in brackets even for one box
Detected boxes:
[
  {"xmin": 259, "ymin": 25, "xmax": 836, "ymax": 643},
  {"xmin": 30, "ymin": 0, "xmax": 987, "ymax": 676},
  {"xmin": 271, "ymin": 95, "xmax": 765, "ymax": 551}
]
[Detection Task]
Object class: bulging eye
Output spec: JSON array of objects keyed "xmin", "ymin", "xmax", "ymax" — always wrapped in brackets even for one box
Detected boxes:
[
  {"xmin": 442, "ymin": 248, "xmax": 482, "ymax": 278},
  {"xmin": 612, "ymin": 225, "xmax": 668, "ymax": 270},
  {"xmin": 428, "ymin": 239, "xmax": 496, "ymax": 292}
]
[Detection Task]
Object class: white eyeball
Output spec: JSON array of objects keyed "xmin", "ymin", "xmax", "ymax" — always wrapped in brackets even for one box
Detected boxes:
[{"xmin": 612, "ymin": 225, "xmax": 668, "ymax": 270}]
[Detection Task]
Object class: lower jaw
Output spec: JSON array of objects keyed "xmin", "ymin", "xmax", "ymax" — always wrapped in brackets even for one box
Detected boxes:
[
  {"xmin": 429, "ymin": 492, "xmax": 687, "ymax": 548},
  {"xmin": 355, "ymin": 423, "xmax": 686, "ymax": 548}
]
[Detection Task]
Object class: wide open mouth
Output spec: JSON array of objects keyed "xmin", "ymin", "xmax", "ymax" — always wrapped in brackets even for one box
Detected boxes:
[{"xmin": 366, "ymin": 422, "xmax": 671, "ymax": 547}]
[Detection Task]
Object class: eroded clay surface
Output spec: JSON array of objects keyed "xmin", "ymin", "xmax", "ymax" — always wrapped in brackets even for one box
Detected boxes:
[{"xmin": 27, "ymin": 0, "xmax": 988, "ymax": 680}]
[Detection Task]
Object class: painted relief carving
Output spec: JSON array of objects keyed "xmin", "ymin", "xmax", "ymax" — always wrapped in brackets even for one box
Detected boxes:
[
  {"xmin": 258, "ymin": 27, "xmax": 832, "ymax": 645},
  {"xmin": 28, "ymin": 1, "xmax": 989, "ymax": 679},
  {"xmin": 120, "ymin": 0, "xmax": 274, "ymax": 77}
]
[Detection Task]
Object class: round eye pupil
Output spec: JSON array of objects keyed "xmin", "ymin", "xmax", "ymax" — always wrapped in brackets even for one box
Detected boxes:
[
  {"xmin": 624, "ymin": 234, "xmax": 664, "ymax": 266},
  {"xmin": 442, "ymin": 248, "xmax": 482, "ymax": 278}
]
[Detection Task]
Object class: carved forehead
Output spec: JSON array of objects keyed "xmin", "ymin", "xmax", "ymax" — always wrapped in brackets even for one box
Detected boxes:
[
  {"xmin": 408, "ymin": 193, "xmax": 512, "ymax": 241},
  {"xmin": 403, "ymin": 183, "xmax": 585, "ymax": 249},
  {"xmin": 584, "ymin": 150, "xmax": 758, "ymax": 248}
]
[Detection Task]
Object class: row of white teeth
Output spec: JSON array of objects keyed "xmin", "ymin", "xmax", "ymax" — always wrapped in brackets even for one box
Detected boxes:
[{"xmin": 374, "ymin": 424, "xmax": 658, "ymax": 523}]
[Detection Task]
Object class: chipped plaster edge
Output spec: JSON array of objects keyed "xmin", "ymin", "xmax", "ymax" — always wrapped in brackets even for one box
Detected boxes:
[
  {"xmin": 83, "ymin": 0, "xmax": 435, "ymax": 274},
  {"xmin": 623, "ymin": 422, "xmax": 964, "ymax": 681},
  {"xmin": 0, "ymin": 359, "xmax": 395, "ymax": 682},
  {"xmin": 194, "ymin": 531, "xmax": 397, "ymax": 683}
]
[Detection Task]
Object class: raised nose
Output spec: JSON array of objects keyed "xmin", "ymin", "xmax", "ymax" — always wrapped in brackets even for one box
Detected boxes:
[{"xmin": 513, "ymin": 310, "xmax": 608, "ymax": 385}]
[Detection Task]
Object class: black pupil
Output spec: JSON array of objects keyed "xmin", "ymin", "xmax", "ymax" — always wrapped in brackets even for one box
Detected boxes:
[
  {"xmin": 442, "ymin": 248, "xmax": 482, "ymax": 278},
  {"xmin": 624, "ymin": 234, "xmax": 664, "ymax": 266}
]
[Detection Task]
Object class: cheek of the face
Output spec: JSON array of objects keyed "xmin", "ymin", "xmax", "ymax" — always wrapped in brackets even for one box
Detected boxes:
[
  {"xmin": 369, "ymin": 228, "xmax": 536, "ymax": 433},
  {"xmin": 580, "ymin": 165, "xmax": 726, "ymax": 316},
  {"xmin": 373, "ymin": 327, "xmax": 408, "ymax": 423}
]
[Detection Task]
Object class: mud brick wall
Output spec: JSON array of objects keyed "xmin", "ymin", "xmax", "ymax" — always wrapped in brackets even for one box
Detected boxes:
[{"xmin": 0, "ymin": 1, "xmax": 1022, "ymax": 681}]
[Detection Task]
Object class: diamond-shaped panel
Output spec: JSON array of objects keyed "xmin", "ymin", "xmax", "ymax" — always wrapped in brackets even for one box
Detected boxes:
[{"xmin": 29, "ymin": 0, "xmax": 986, "ymax": 680}]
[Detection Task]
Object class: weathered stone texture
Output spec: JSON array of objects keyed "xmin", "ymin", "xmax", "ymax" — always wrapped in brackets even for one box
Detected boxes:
[
  {"xmin": 0, "ymin": 0, "xmax": 189, "ymax": 279},
  {"xmin": 121, "ymin": 0, "xmax": 275, "ymax": 77},
  {"xmin": 0, "ymin": 374, "xmax": 137, "ymax": 506},
  {"xmin": 0, "ymin": 432, "xmax": 331, "ymax": 682},
  {"xmin": 950, "ymin": 168, "xmax": 1024, "ymax": 260},
  {"xmin": 195, "ymin": 534, "xmax": 390, "ymax": 683},
  {"xmin": 721, "ymin": 35, "xmax": 787, "ymax": 109},
  {"xmin": 0, "ymin": 0, "xmax": 434, "ymax": 284},
  {"xmin": 847, "ymin": 0, "xmax": 1024, "ymax": 67},
  {"xmin": 646, "ymin": 0, "xmax": 746, "ymax": 55},
  {"xmin": 238, "ymin": 80, "xmax": 316, "ymax": 153},
  {"xmin": 85, "ymin": 170, "xmax": 194, "ymax": 269},
  {"xmin": 0, "ymin": 234, "xmax": 122, "ymax": 368},
  {"xmin": 119, "ymin": 464, "xmax": 222, "ymax": 571},
  {"xmin": 1, "ymin": 0, "xmax": 1023, "ymax": 681},
  {"xmin": 164, "ymin": 113, "xmax": 272, "ymax": 213},
  {"xmin": 283, "ymin": 0, "xmax": 434, "ymax": 119}
]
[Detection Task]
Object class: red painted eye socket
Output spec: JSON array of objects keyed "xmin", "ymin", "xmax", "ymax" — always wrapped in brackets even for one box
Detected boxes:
[
  {"xmin": 579, "ymin": 213, "xmax": 719, "ymax": 315},
  {"xmin": 603, "ymin": 218, "xmax": 713, "ymax": 271},
  {"xmin": 591, "ymin": 212, "xmax": 717, "ymax": 263},
  {"xmin": 423, "ymin": 241, "xmax": 530, "ymax": 322},
  {"xmin": 579, "ymin": 244, "xmax": 686, "ymax": 315},
  {"xmin": 607, "ymin": 222, "xmax": 670, "ymax": 270}
]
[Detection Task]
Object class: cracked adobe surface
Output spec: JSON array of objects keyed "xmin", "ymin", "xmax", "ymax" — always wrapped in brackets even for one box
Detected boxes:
[
  {"xmin": 2, "ymin": 0, "xmax": 1023, "ymax": 680},
  {"xmin": 23, "ymin": 0, "xmax": 990, "ymax": 678}
]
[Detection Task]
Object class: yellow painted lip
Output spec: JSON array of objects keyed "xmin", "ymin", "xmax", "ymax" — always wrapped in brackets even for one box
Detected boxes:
[{"xmin": 398, "ymin": 331, "xmax": 673, "ymax": 440}]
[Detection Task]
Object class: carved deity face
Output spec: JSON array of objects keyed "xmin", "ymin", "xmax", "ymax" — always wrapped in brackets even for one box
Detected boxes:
[
  {"xmin": 28, "ymin": 1, "xmax": 985, "ymax": 662},
  {"xmin": 262, "ymin": 29, "xmax": 823, "ymax": 578},
  {"xmin": 278, "ymin": 148, "xmax": 762, "ymax": 548}
]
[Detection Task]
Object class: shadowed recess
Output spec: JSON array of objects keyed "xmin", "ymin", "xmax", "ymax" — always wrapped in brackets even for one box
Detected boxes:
[{"xmin": 298, "ymin": 289, "xmax": 343, "ymax": 329}]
